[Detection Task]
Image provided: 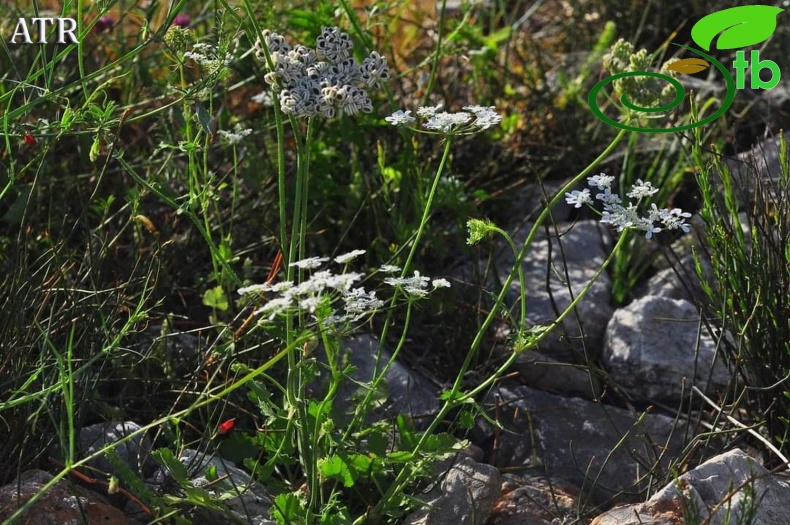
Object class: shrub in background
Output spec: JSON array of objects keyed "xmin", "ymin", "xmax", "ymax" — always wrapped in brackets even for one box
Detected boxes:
[{"xmin": 693, "ymin": 132, "xmax": 790, "ymax": 465}]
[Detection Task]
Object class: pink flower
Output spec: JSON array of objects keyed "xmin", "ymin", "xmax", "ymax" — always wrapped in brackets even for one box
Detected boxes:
[
  {"xmin": 94, "ymin": 15, "xmax": 115, "ymax": 33},
  {"xmin": 173, "ymin": 14, "xmax": 191, "ymax": 28}
]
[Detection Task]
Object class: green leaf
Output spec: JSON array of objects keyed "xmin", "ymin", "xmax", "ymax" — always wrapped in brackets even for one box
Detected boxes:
[
  {"xmin": 483, "ymin": 26, "xmax": 512, "ymax": 50},
  {"xmin": 205, "ymin": 465, "xmax": 218, "ymax": 482},
  {"xmin": 346, "ymin": 453, "xmax": 374, "ymax": 475},
  {"xmin": 184, "ymin": 486, "xmax": 220, "ymax": 508},
  {"xmin": 691, "ymin": 6, "xmax": 783, "ymax": 51},
  {"xmin": 318, "ymin": 455, "xmax": 355, "ymax": 487},
  {"xmin": 152, "ymin": 448, "xmax": 188, "ymax": 483},
  {"xmin": 458, "ymin": 409, "xmax": 476, "ymax": 430},
  {"xmin": 421, "ymin": 433, "xmax": 460, "ymax": 455},
  {"xmin": 203, "ymin": 286, "xmax": 229, "ymax": 311},
  {"xmin": 195, "ymin": 103, "xmax": 213, "ymax": 135},
  {"xmin": 89, "ymin": 135, "xmax": 101, "ymax": 163},
  {"xmin": 386, "ymin": 451, "xmax": 414, "ymax": 463},
  {"xmin": 272, "ymin": 492, "xmax": 306, "ymax": 524}
]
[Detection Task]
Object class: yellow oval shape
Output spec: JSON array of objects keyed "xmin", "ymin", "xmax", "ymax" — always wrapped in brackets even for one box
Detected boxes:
[
  {"xmin": 133, "ymin": 214, "xmax": 157, "ymax": 233},
  {"xmin": 665, "ymin": 58, "xmax": 710, "ymax": 74}
]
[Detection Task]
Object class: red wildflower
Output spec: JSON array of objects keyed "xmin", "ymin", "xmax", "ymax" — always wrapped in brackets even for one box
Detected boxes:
[
  {"xmin": 24, "ymin": 133, "xmax": 36, "ymax": 145},
  {"xmin": 218, "ymin": 419, "xmax": 235, "ymax": 434}
]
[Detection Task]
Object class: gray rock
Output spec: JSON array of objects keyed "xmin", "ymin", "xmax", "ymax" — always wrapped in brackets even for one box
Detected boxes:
[
  {"xmin": 331, "ymin": 334, "xmax": 441, "ymax": 426},
  {"xmin": 163, "ymin": 448, "xmax": 275, "ymax": 525},
  {"xmin": 475, "ymin": 385, "xmax": 682, "ymax": 504},
  {"xmin": 644, "ymin": 264, "xmax": 693, "ymax": 301},
  {"xmin": 727, "ymin": 131, "xmax": 788, "ymax": 185},
  {"xmin": 642, "ymin": 249, "xmax": 716, "ymax": 303},
  {"xmin": 79, "ymin": 420, "xmax": 155, "ymax": 478},
  {"xmin": 602, "ymin": 295, "xmax": 730, "ymax": 403},
  {"xmin": 404, "ymin": 456, "xmax": 501, "ymax": 525},
  {"xmin": 591, "ymin": 448, "xmax": 790, "ymax": 525},
  {"xmin": 511, "ymin": 349, "xmax": 601, "ymax": 399},
  {"xmin": 496, "ymin": 220, "xmax": 614, "ymax": 362},
  {"xmin": 0, "ymin": 469, "xmax": 142, "ymax": 524}
]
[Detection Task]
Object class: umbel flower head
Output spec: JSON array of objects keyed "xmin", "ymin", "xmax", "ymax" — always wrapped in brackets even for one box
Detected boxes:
[
  {"xmin": 237, "ymin": 251, "xmax": 450, "ymax": 330},
  {"xmin": 254, "ymin": 27, "xmax": 390, "ymax": 119},
  {"xmin": 386, "ymin": 104, "xmax": 502, "ymax": 135},
  {"xmin": 567, "ymin": 173, "xmax": 692, "ymax": 240}
]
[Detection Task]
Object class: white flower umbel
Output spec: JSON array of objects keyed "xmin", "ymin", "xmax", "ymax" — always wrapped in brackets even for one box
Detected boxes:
[
  {"xmin": 334, "ymin": 249, "xmax": 366, "ymax": 264},
  {"xmin": 565, "ymin": 189, "xmax": 593, "ymax": 208},
  {"xmin": 378, "ymin": 264, "xmax": 402, "ymax": 274},
  {"xmin": 423, "ymin": 112, "xmax": 472, "ymax": 133},
  {"xmin": 217, "ymin": 122, "xmax": 253, "ymax": 145},
  {"xmin": 184, "ymin": 42, "xmax": 233, "ymax": 73},
  {"xmin": 626, "ymin": 179, "xmax": 659, "ymax": 199},
  {"xmin": 255, "ymin": 27, "xmax": 389, "ymax": 119},
  {"xmin": 384, "ymin": 270, "xmax": 450, "ymax": 299},
  {"xmin": 463, "ymin": 105, "xmax": 502, "ymax": 130},
  {"xmin": 289, "ymin": 256, "xmax": 330, "ymax": 269},
  {"xmin": 239, "ymin": 254, "xmax": 446, "ymax": 330},
  {"xmin": 587, "ymin": 173, "xmax": 615, "ymax": 190},
  {"xmin": 343, "ymin": 287, "xmax": 384, "ymax": 319},
  {"xmin": 416, "ymin": 105, "xmax": 442, "ymax": 117},
  {"xmin": 432, "ymin": 278, "xmax": 451, "ymax": 289},
  {"xmin": 574, "ymin": 173, "xmax": 692, "ymax": 240},
  {"xmin": 387, "ymin": 104, "xmax": 502, "ymax": 136},
  {"xmin": 385, "ymin": 110, "xmax": 415, "ymax": 126}
]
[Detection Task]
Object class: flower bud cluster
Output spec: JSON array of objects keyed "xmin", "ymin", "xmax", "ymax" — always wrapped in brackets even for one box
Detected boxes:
[
  {"xmin": 254, "ymin": 28, "xmax": 390, "ymax": 119},
  {"xmin": 566, "ymin": 173, "xmax": 691, "ymax": 239},
  {"xmin": 603, "ymin": 38, "xmax": 680, "ymax": 109}
]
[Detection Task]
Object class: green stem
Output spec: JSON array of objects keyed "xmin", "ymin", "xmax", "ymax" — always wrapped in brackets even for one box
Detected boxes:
[
  {"xmin": 372, "ymin": 225, "xmax": 630, "ymax": 523},
  {"xmin": 367, "ymin": 127, "xmax": 628, "ymax": 520},
  {"xmin": 422, "ymin": 0, "xmax": 449, "ymax": 106},
  {"xmin": 342, "ymin": 137, "xmax": 454, "ymax": 441}
]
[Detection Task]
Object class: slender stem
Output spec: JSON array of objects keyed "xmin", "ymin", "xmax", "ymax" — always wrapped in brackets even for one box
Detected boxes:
[
  {"xmin": 403, "ymin": 137, "xmax": 453, "ymax": 276},
  {"xmin": 463, "ymin": 231, "xmax": 630, "ymax": 401},
  {"xmin": 342, "ymin": 137, "xmax": 454, "ymax": 440},
  {"xmin": 372, "ymin": 224, "xmax": 630, "ymax": 522},
  {"xmin": 367, "ymin": 127, "xmax": 628, "ymax": 520},
  {"xmin": 450, "ymin": 128, "xmax": 628, "ymax": 398},
  {"xmin": 491, "ymin": 225, "xmax": 527, "ymax": 330},
  {"xmin": 422, "ymin": 0, "xmax": 449, "ymax": 106},
  {"xmin": 299, "ymin": 119, "xmax": 314, "ymax": 270}
]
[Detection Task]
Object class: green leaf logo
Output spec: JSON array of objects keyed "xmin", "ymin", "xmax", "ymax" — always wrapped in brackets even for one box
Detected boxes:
[{"xmin": 691, "ymin": 5, "xmax": 783, "ymax": 51}]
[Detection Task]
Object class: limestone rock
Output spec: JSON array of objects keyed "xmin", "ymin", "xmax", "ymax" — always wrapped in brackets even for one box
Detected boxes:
[
  {"xmin": 591, "ymin": 448, "xmax": 790, "ymax": 525},
  {"xmin": 602, "ymin": 295, "xmax": 730, "ymax": 403},
  {"xmin": 497, "ymin": 220, "xmax": 614, "ymax": 362},
  {"xmin": 404, "ymin": 456, "xmax": 501, "ymax": 525},
  {"xmin": 79, "ymin": 420, "xmax": 154, "ymax": 478},
  {"xmin": 475, "ymin": 385, "xmax": 682, "ymax": 503},
  {"xmin": 488, "ymin": 473, "xmax": 581, "ymax": 525},
  {"xmin": 330, "ymin": 334, "xmax": 441, "ymax": 426}
]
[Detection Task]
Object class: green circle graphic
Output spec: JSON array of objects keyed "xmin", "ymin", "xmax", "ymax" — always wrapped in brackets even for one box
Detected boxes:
[{"xmin": 588, "ymin": 45, "xmax": 736, "ymax": 133}]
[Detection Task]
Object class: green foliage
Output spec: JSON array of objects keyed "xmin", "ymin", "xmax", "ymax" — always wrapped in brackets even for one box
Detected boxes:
[{"xmin": 693, "ymin": 132, "xmax": 790, "ymax": 463}]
